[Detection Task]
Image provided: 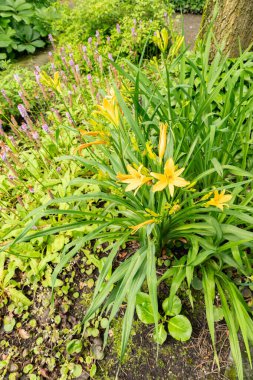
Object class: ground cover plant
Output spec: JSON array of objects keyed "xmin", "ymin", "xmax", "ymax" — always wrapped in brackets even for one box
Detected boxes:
[
  {"xmin": 0, "ymin": 2, "xmax": 253, "ymax": 379},
  {"xmin": 0, "ymin": 0, "xmax": 58, "ymax": 62}
]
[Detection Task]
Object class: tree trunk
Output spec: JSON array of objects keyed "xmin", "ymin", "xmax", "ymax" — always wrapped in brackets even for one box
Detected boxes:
[{"xmin": 199, "ymin": 0, "xmax": 253, "ymax": 57}]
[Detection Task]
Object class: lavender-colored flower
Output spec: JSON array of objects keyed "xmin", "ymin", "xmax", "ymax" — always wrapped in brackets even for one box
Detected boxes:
[
  {"xmin": 32, "ymin": 131, "xmax": 39, "ymax": 140},
  {"xmin": 108, "ymin": 53, "xmax": 114, "ymax": 61},
  {"xmin": 0, "ymin": 152, "xmax": 7, "ymax": 161},
  {"xmin": 66, "ymin": 112, "xmax": 74, "ymax": 124},
  {"xmin": 29, "ymin": 187, "xmax": 35, "ymax": 193},
  {"xmin": 18, "ymin": 104, "xmax": 28, "ymax": 118},
  {"xmin": 51, "ymin": 63, "xmax": 56, "ymax": 70},
  {"xmin": 48, "ymin": 51, "xmax": 53, "ymax": 57},
  {"xmin": 21, "ymin": 123, "xmax": 28, "ymax": 131},
  {"xmin": 131, "ymin": 27, "xmax": 137, "ymax": 38},
  {"xmin": 116, "ymin": 23, "xmax": 121, "ymax": 33},
  {"xmin": 48, "ymin": 34, "xmax": 53, "ymax": 42},
  {"xmin": 95, "ymin": 30, "xmax": 100, "ymax": 38},
  {"xmin": 87, "ymin": 74, "xmax": 92, "ymax": 82},
  {"xmin": 106, "ymin": 36, "xmax": 111, "ymax": 44},
  {"xmin": 42, "ymin": 124, "xmax": 49, "ymax": 133},
  {"xmin": 69, "ymin": 59, "xmax": 75, "ymax": 67},
  {"xmin": 56, "ymin": 166, "xmax": 61, "ymax": 172},
  {"xmin": 88, "ymin": 37, "xmax": 92, "ymax": 44},
  {"xmin": 8, "ymin": 174, "xmax": 16, "ymax": 181},
  {"xmin": 14, "ymin": 74, "xmax": 20, "ymax": 83},
  {"xmin": 34, "ymin": 71, "xmax": 41, "ymax": 84},
  {"xmin": 75, "ymin": 64, "xmax": 80, "ymax": 73},
  {"xmin": 82, "ymin": 45, "xmax": 87, "ymax": 53}
]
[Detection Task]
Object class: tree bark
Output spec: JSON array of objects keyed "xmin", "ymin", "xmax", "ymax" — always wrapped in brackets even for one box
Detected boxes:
[{"xmin": 199, "ymin": 0, "xmax": 253, "ymax": 57}]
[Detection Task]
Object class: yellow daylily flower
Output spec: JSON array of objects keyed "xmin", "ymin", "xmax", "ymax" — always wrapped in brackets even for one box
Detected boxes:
[
  {"xmin": 151, "ymin": 158, "xmax": 189, "ymax": 197},
  {"xmin": 117, "ymin": 165, "xmax": 152, "ymax": 194},
  {"xmin": 158, "ymin": 122, "xmax": 168, "ymax": 161},
  {"xmin": 40, "ymin": 71, "xmax": 61, "ymax": 93},
  {"xmin": 205, "ymin": 190, "xmax": 232, "ymax": 211},
  {"xmin": 96, "ymin": 90, "xmax": 119, "ymax": 126},
  {"xmin": 130, "ymin": 219, "xmax": 156, "ymax": 234}
]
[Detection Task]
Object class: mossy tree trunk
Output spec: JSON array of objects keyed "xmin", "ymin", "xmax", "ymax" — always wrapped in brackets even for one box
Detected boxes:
[{"xmin": 199, "ymin": 0, "xmax": 253, "ymax": 57}]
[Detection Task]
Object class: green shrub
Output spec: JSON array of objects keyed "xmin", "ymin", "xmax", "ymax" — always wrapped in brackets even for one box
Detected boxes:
[
  {"xmin": 0, "ymin": 0, "xmax": 58, "ymax": 61},
  {"xmin": 170, "ymin": 0, "xmax": 205, "ymax": 13},
  {"xmin": 52, "ymin": 0, "xmax": 173, "ymax": 61}
]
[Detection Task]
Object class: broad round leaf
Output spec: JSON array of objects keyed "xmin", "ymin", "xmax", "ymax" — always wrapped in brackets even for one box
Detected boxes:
[
  {"xmin": 66, "ymin": 339, "xmax": 83, "ymax": 354},
  {"xmin": 153, "ymin": 324, "xmax": 167, "ymax": 345},
  {"xmin": 168, "ymin": 315, "xmax": 192, "ymax": 342},
  {"xmin": 162, "ymin": 295, "xmax": 182, "ymax": 316},
  {"xmin": 136, "ymin": 302, "xmax": 155, "ymax": 324}
]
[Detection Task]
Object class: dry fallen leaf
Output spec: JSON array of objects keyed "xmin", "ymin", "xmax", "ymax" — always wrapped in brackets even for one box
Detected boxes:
[{"xmin": 18, "ymin": 329, "xmax": 30, "ymax": 340}]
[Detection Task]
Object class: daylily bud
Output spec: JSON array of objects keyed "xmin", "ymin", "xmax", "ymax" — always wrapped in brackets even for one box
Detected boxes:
[
  {"xmin": 154, "ymin": 28, "xmax": 169, "ymax": 52},
  {"xmin": 158, "ymin": 122, "xmax": 168, "ymax": 161}
]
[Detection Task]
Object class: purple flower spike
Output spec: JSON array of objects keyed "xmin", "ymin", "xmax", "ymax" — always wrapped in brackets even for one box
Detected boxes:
[
  {"xmin": 32, "ymin": 131, "xmax": 39, "ymax": 140},
  {"xmin": 106, "ymin": 36, "xmax": 111, "ymax": 44},
  {"xmin": 48, "ymin": 34, "xmax": 53, "ymax": 42},
  {"xmin": 21, "ymin": 123, "xmax": 28, "ymax": 131},
  {"xmin": 116, "ymin": 23, "xmax": 121, "ymax": 33},
  {"xmin": 48, "ymin": 51, "xmax": 53, "ymax": 57},
  {"xmin": 42, "ymin": 124, "xmax": 49, "ymax": 133},
  {"xmin": 96, "ymin": 30, "xmax": 100, "ymax": 38},
  {"xmin": 56, "ymin": 166, "xmax": 61, "ymax": 172},
  {"xmin": 88, "ymin": 37, "xmax": 92, "ymax": 44},
  {"xmin": 18, "ymin": 104, "xmax": 28, "ymax": 118},
  {"xmin": 87, "ymin": 74, "xmax": 92, "ymax": 82},
  {"xmin": 14, "ymin": 74, "xmax": 20, "ymax": 83},
  {"xmin": 0, "ymin": 152, "xmax": 7, "ymax": 161},
  {"xmin": 108, "ymin": 53, "xmax": 114, "ymax": 61},
  {"xmin": 69, "ymin": 59, "xmax": 75, "ymax": 67},
  {"xmin": 82, "ymin": 45, "xmax": 87, "ymax": 53}
]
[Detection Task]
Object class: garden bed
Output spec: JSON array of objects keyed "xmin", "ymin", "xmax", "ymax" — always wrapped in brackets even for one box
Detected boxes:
[{"xmin": 0, "ymin": 253, "xmax": 231, "ymax": 380}]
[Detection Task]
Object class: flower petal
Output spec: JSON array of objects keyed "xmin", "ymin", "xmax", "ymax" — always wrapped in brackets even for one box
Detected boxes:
[{"xmin": 152, "ymin": 180, "xmax": 167, "ymax": 192}]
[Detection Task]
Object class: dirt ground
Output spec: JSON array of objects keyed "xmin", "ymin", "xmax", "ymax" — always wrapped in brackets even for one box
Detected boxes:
[{"xmin": 0, "ymin": 252, "xmax": 232, "ymax": 380}]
